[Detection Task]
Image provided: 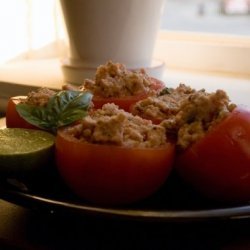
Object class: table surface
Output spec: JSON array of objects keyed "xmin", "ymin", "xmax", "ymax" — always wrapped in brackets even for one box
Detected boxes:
[{"xmin": 0, "ymin": 198, "xmax": 250, "ymax": 250}]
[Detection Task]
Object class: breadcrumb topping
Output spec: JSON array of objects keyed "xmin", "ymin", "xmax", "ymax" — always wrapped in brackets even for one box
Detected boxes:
[
  {"xmin": 64, "ymin": 103, "xmax": 168, "ymax": 148},
  {"xmin": 132, "ymin": 83, "xmax": 236, "ymax": 149},
  {"xmin": 23, "ymin": 88, "xmax": 56, "ymax": 107},
  {"xmin": 80, "ymin": 61, "xmax": 156, "ymax": 98},
  {"xmin": 132, "ymin": 84, "xmax": 195, "ymax": 121}
]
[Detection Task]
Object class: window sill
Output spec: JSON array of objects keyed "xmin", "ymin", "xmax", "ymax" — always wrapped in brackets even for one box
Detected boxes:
[
  {"xmin": 155, "ymin": 31, "xmax": 250, "ymax": 78},
  {"xmin": 0, "ymin": 58, "xmax": 63, "ymax": 113},
  {"xmin": 163, "ymin": 67, "xmax": 250, "ymax": 108},
  {"xmin": 0, "ymin": 58, "xmax": 249, "ymax": 113}
]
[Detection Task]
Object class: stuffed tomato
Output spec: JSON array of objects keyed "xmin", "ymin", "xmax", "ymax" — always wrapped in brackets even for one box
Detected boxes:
[
  {"xmin": 6, "ymin": 96, "xmax": 37, "ymax": 129},
  {"xmin": 55, "ymin": 103, "xmax": 175, "ymax": 205},
  {"xmin": 175, "ymin": 107, "xmax": 250, "ymax": 203},
  {"xmin": 134, "ymin": 82, "xmax": 250, "ymax": 203},
  {"xmin": 69, "ymin": 61, "xmax": 165, "ymax": 111},
  {"xmin": 6, "ymin": 88, "xmax": 57, "ymax": 129},
  {"xmin": 6, "ymin": 88, "xmax": 92, "ymax": 132},
  {"xmin": 91, "ymin": 76, "xmax": 164, "ymax": 112}
]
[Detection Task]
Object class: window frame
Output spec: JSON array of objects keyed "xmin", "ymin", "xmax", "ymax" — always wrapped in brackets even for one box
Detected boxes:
[{"xmin": 154, "ymin": 30, "xmax": 250, "ymax": 78}]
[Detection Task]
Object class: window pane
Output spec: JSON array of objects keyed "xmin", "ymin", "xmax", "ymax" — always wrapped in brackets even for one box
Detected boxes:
[{"xmin": 161, "ymin": 0, "xmax": 250, "ymax": 36}]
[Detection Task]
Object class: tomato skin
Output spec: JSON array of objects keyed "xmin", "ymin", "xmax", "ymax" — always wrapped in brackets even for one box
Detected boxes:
[
  {"xmin": 55, "ymin": 127, "xmax": 175, "ymax": 205},
  {"xmin": 175, "ymin": 108, "xmax": 250, "ymax": 203},
  {"xmin": 92, "ymin": 77, "xmax": 165, "ymax": 111},
  {"xmin": 6, "ymin": 96, "xmax": 38, "ymax": 129}
]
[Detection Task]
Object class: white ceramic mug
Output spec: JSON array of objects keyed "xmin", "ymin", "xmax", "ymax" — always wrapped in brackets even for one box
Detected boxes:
[{"xmin": 60, "ymin": 0, "xmax": 165, "ymax": 83}]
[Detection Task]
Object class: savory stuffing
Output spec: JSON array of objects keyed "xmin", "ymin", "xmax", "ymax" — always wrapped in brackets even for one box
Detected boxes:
[
  {"xmin": 167, "ymin": 88, "xmax": 236, "ymax": 149},
  {"xmin": 133, "ymin": 83, "xmax": 236, "ymax": 149},
  {"xmin": 76, "ymin": 61, "xmax": 157, "ymax": 98},
  {"xmin": 132, "ymin": 84, "xmax": 196, "ymax": 121},
  {"xmin": 22, "ymin": 88, "xmax": 56, "ymax": 107},
  {"xmin": 17, "ymin": 63, "xmax": 236, "ymax": 151},
  {"xmin": 64, "ymin": 103, "xmax": 168, "ymax": 148}
]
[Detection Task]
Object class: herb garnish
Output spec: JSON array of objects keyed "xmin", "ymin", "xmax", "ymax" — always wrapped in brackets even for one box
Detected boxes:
[
  {"xmin": 158, "ymin": 87, "xmax": 173, "ymax": 96},
  {"xmin": 16, "ymin": 90, "xmax": 93, "ymax": 133}
]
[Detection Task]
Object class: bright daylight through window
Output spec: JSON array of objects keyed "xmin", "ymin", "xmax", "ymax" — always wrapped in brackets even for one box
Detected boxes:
[
  {"xmin": 154, "ymin": 0, "xmax": 250, "ymax": 78},
  {"xmin": 0, "ymin": 0, "xmax": 250, "ymax": 113},
  {"xmin": 161, "ymin": 0, "xmax": 250, "ymax": 35},
  {"xmin": 0, "ymin": 0, "xmax": 249, "ymax": 66}
]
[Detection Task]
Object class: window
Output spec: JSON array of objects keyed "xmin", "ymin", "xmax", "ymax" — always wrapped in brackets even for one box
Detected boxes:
[
  {"xmin": 0, "ymin": 0, "xmax": 249, "ymax": 77},
  {"xmin": 154, "ymin": 0, "xmax": 250, "ymax": 77},
  {"xmin": 0, "ymin": 0, "xmax": 66, "ymax": 64},
  {"xmin": 0, "ymin": 0, "xmax": 249, "ymax": 112},
  {"xmin": 161, "ymin": 0, "xmax": 250, "ymax": 36}
]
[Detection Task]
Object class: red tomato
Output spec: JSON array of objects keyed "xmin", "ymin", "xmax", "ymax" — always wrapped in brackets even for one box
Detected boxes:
[
  {"xmin": 92, "ymin": 77, "xmax": 165, "ymax": 111},
  {"xmin": 55, "ymin": 127, "xmax": 175, "ymax": 205},
  {"xmin": 6, "ymin": 96, "xmax": 38, "ymax": 129},
  {"xmin": 175, "ymin": 108, "xmax": 250, "ymax": 203}
]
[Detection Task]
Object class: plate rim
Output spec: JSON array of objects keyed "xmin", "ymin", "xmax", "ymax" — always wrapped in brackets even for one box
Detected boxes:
[{"xmin": 1, "ymin": 186, "xmax": 250, "ymax": 222}]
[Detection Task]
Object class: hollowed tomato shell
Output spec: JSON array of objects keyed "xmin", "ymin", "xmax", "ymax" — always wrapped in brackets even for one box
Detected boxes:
[
  {"xmin": 6, "ymin": 96, "xmax": 38, "ymax": 129},
  {"xmin": 175, "ymin": 107, "xmax": 250, "ymax": 203},
  {"xmin": 92, "ymin": 77, "xmax": 165, "ymax": 111},
  {"xmin": 55, "ymin": 127, "xmax": 175, "ymax": 205}
]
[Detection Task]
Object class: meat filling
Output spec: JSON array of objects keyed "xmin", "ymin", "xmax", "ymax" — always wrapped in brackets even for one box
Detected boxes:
[
  {"xmin": 132, "ymin": 84, "xmax": 196, "ymax": 121},
  {"xmin": 22, "ymin": 88, "xmax": 56, "ymax": 107},
  {"xmin": 77, "ymin": 61, "xmax": 156, "ymax": 98},
  {"xmin": 166, "ymin": 88, "xmax": 236, "ymax": 149},
  {"xmin": 133, "ymin": 83, "xmax": 236, "ymax": 149},
  {"xmin": 64, "ymin": 103, "xmax": 168, "ymax": 148}
]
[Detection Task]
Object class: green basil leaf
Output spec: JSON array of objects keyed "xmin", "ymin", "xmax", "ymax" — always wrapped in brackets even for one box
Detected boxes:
[
  {"xmin": 16, "ymin": 104, "xmax": 53, "ymax": 130},
  {"xmin": 16, "ymin": 90, "xmax": 93, "ymax": 132}
]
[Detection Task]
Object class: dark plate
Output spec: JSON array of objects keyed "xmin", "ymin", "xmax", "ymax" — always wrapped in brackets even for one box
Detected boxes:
[{"xmin": 0, "ymin": 168, "xmax": 250, "ymax": 223}]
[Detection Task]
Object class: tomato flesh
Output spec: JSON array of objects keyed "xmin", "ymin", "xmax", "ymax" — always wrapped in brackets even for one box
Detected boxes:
[
  {"xmin": 176, "ymin": 108, "xmax": 250, "ymax": 203},
  {"xmin": 55, "ymin": 127, "xmax": 175, "ymax": 205}
]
